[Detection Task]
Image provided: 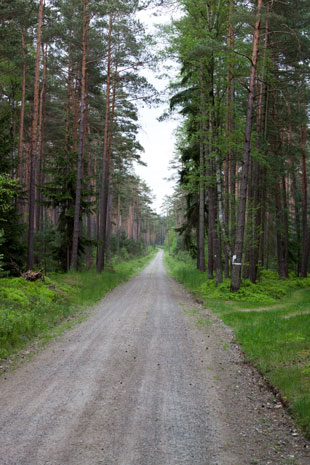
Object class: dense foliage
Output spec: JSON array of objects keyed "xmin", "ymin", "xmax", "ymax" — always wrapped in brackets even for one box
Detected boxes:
[
  {"xmin": 162, "ymin": 0, "xmax": 310, "ymax": 291},
  {"xmin": 0, "ymin": 0, "xmax": 165, "ymax": 274}
]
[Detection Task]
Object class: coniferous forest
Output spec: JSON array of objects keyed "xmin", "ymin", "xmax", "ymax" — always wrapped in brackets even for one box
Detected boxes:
[
  {"xmin": 163, "ymin": 0, "xmax": 310, "ymax": 292},
  {"xmin": 0, "ymin": 0, "xmax": 166, "ymax": 276},
  {"xmin": 2, "ymin": 0, "xmax": 310, "ymax": 443},
  {"xmin": 1, "ymin": 0, "xmax": 310, "ymax": 287}
]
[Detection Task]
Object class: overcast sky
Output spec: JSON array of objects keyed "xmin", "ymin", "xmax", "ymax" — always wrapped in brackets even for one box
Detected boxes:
[{"xmin": 135, "ymin": 7, "xmax": 180, "ymax": 214}]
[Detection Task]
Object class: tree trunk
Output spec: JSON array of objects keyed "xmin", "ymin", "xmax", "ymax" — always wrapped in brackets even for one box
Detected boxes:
[
  {"xmin": 224, "ymin": 0, "xmax": 235, "ymax": 278},
  {"xmin": 86, "ymin": 214, "xmax": 93, "ymax": 269},
  {"xmin": 71, "ymin": 0, "xmax": 88, "ymax": 270},
  {"xmin": 36, "ymin": 43, "xmax": 47, "ymax": 232},
  {"xmin": 117, "ymin": 186, "xmax": 121, "ymax": 253},
  {"xmin": 197, "ymin": 131, "xmax": 206, "ymax": 271},
  {"xmin": 275, "ymin": 183, "xmax": 287, "ymax": 279},
  {"xmin": 300, "ymin": 79, "xmax": 307, "ymax": 276},
  {"xmin": 65, "ymin": 44, "xmax": 72, "ymax": 152},
  {"xmin": 17, "ymin": 30, "xmax": 27, "ymax": 183},
  {"xmin": 72, "ymin": 77, "xmax": 79, "ymax": 153},
  {"xmin": 291, "ymin": 162, "xmax": 301, "ymax": 275},
  {"xmin": 230, "ymin": 0, "xmax": 263, "ymax": 292},
  {"xmin": 27, "ymin": 0, "xmax": 44, "ymax": 270},
  {"xmin": 208, "ymin": 67, "xmax": 222, "ymax": 285},
  {"xmin": 197, "ymin": 69, "xmax": 206, "ymax": 272},
  {"xmin": 17, "ymin": 30, "xmax": 27, "ymax": 218},
  {"xmin": 249, "ymin": 7, "xmax": 270, "ymax": 283},
  {"xmin": 105, "ymin": 176, "xmax": 113, "ymax": 264},
  {"xmin": 97, "ymin": 14, "xmax": 113, "ymax": 272},
  {"xmin": 282, "ymin": 176, "xmax": 289, "ymax": 277}
]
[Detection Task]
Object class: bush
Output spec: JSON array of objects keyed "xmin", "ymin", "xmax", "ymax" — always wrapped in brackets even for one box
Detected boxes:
[
  {"xmin": 0, "ymin": 277, "xmax": 70, "ymax": 357},
  {"xmin": 166, "ymin": 252, "xmax": 310, "ymax": 305}
]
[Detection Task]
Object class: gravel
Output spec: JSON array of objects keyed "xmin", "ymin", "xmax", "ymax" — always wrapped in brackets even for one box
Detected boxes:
[{"xmin": 0, "ymin": 250, "xmax": 309, "ymax": 465}]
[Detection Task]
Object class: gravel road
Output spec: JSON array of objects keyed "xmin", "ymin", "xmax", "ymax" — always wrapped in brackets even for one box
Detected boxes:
[{"xmin": 0, "ymin": 250, "xmax": 309, "ymax": 465}]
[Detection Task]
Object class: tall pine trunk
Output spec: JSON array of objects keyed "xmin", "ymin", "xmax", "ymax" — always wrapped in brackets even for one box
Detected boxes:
[
  {"xmin": 17, "ymin": 30, "xmax": 27, "ymax": 218},
  {"xmin": 224, "ymin": 0, "xmax": 235, "ymax": 278},
  {"xmin": 27, "ymin": 0, "xmax": 44, "ymax": 270},
  {"xmin": 300, "ymin": 78, "xmax": 308, "ymax": 276},
  {"xmin": 197, "ymin": 71, "xmax": 206, "ymax": 271},
  {"xmin": 230, "ymin": 0, "xmax": 263, "ymax": 292},
  {"xmin": 17, "ymin": 30, "xmax": 27, "ymax": 184},
  {"xmin": 71, "ymin": 0, "xmax": 88, "ymax": 270},
  {"xmin": 97, "ymin": 14, "xmax": 113, "ymax": 272},
  {"xmin": 36, "ymin": 44, "xmax": 47, "ymax": 232}
]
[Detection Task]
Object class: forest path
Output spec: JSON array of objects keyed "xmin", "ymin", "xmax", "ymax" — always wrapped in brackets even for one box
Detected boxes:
[{"xmin": 0, "ymin": 250, "xmax": 309, "ymax": 465}]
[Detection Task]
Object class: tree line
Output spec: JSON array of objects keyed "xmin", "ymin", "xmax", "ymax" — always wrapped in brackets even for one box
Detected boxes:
[
  {"xmin": 0, "ymin": 0, "xmax": 165, "ymax": 275},
  {"xmin": 162, "ymin": 0, "xmax": 310, "ymax": 291}
]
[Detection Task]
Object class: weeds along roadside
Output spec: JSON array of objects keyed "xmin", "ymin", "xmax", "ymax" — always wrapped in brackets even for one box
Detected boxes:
[
  {"xmin": 164, "ymin": 251, "xmax": 310, "ymax": 439},
  {"xmin": 0, "ymin": 248, "xmax": 157, "ymax": 364}
]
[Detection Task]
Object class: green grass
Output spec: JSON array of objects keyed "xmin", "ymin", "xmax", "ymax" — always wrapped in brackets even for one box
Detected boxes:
[
  {"xmin": 0, "ymin": 250, "xmax": 156, "ymax": 362},
  {"xmin": 165, "ymin": 252, "xmax": 310, "ymax": 437}
]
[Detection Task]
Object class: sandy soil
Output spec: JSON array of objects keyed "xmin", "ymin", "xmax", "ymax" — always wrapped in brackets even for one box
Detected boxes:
[{"xmin": 0, "ymin": 250, "xmax": 309, "ymax": 465}]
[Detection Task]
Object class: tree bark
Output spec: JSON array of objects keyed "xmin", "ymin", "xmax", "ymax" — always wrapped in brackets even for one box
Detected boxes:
[
  {"xmin": 117, "ymin": 185, "xmax": 121, "ymax": 253},
  {"xmin": 224, "ymin": 0, "xmax": 235, "ymax": 278},
  {"xmin": 105, "ymin": 175, "xmax": 113, "ymax": 264},
  {"xmin": 17, "ymin": 30, "xmax": 27, "ymax": 218},
  {"xmin": 249, "ymin": 6, "xmax": 270, "ymax": 283},
  {"xmin": 97, "ymin": 14, "xmax": 113, "ymax": 272},
  {"xmin": 36, "ymin": 43, "xmax": 47, "ymax": 232},
  {"xmin": 17, "ymin": 30, "xmax": 27, "ymax": 183},
  {"xmin": 197, "ymin": 126, "xmax": 206, "ymax": 270},
  {"xmin": 65, "ymin": 43, "xmax": 72, "ymax": 153},
  {"xmin": 27, "ymin": 0, "xmax": 44, "ymax": 270},
  {"xmin": 71, "ymin": 0, "xmax": 88, "ymax": 270},
  {"xmin": 275, "ymin": 182, "xmax": 287, "ymax": 279},
  {"xmin": 300, "ymin": 78, "xmax": 307, "ymax": 276},
  {"xmin": 230, "ymin": 0, "xmax": 263, "ymax": 292}
]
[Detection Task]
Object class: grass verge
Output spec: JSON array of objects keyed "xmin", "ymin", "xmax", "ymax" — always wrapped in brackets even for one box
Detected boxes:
[
  {"xmin": 165, "ymin": 252, "xmax": 310, "ymax": 438},
  {"xmin": 0, "ymin": 250, "xmax": 156, "ymax": 363}
]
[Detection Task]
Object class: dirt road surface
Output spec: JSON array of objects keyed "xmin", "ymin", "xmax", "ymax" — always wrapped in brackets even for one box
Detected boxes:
[{"xmin": 1, "ymin": 251, "xmax": 309, "ymax": 465}]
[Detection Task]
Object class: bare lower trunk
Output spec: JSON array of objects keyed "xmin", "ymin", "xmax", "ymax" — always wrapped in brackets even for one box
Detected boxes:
[
  {"xmin": 224, "ymin": 0, "xmax": 235, "ymax": 278},
  {"xmin": 71, "ymin": 0, "xmax": 88, "ymax": 270},
  {"xmin": 197, "ymin": 139, "xmax": 206, "ymax": 271},
  {"xmin": 97, "ymin": 14, "xmax": 113, "ymax": 272},
  {"xmin": 300, "ymin": 96, "xmax": 307, "ymax": 277},
  {"xmin": 27, "ymin": 0, "xmax": 44, "ymax": 270},
  {"xmin": 117, "ymin": 187, "xmax": 121, "ymax": 253},
  {"xmin": 17, "ymin": 30, "xmax": 27, "ymax": 218},
  {"xmin": 230, "ymin": 0, "xmax": 263, "ymax": 292},
  {"xmin": 275, "ymin": 183, "xmax": 287, "ymax": 279},
  {"xmin": 86, "ymin": 215, "xmax": 93, "ymax": 269},
  {"xmin": 36, "ymin": 44, "xmax": 47, "ymax": 232},
  {"xmin": 105, "ymin": 178, "xmax": 113, "ymax": 264},
  {"xmin": 65, "ymin": 46, "xmax": 72, "ymax": 152},
  {"xmin": 291, "ymin": 163, "xmax": 301, "ymax": 275}
]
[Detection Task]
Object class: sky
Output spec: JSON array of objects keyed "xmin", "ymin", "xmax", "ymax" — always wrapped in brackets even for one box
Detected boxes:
[{"xmin": 134, "ymin": 7, "xmax": 181, "ymax": 215}]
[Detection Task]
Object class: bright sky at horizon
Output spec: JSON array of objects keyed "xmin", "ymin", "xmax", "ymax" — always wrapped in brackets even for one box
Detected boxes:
[{"xmin": 134, "ymin": 7, "xmax": 180, "ymax": 215}]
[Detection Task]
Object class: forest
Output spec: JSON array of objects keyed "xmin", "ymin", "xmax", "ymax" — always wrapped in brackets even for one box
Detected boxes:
[
  {"xmin": 1, "ymin": 0, "xmax": 310, "ymax": 442},
  {"xmin": 0, "ymin": 0, "xmax": 166, "ymax": 277},
  {"xmin": 163, "ymin": 0, "xmax": 310, "ymax": 293},
  {"xmin": 0, "ymin": 0, "xmax": 310, "ymax": 287}
]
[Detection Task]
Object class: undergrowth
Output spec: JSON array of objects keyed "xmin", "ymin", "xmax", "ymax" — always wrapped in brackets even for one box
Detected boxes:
[
  {"xmin": 165, "ymin": 252, "xmax": 310, "ymax": 438},
  {"xmin": 165, "ymin": 254, "xmax": 310, "ymax": 304},
  {"xmin": 0, "ymin": 250, "xmax": 156, "ymax": 362}
]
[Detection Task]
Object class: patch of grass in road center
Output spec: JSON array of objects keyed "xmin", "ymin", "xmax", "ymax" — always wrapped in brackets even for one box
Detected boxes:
[
  {"xmin": 165, "ymin": 252, "xmax": 310, "ymax": 438},
  {"xmin": 0, "ymin": 250, "xmax": 156, "ymax": 365}
]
